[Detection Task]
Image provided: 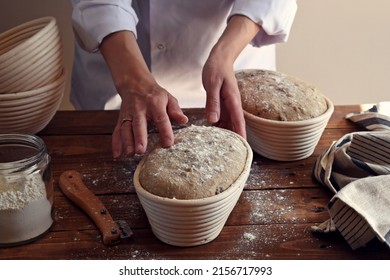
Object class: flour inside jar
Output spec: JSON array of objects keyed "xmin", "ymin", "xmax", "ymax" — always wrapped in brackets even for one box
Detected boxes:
[{"xmin": 0, "ymin": 134, "xmax": 54, "ymax": 246}]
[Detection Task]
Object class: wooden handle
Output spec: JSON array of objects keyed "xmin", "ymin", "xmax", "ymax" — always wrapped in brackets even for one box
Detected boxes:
[{"xmin": 58, "ymin": 170, "xmax": 121, "ymax": 245}]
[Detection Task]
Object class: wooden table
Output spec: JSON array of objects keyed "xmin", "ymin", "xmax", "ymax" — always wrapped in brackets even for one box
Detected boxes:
[{"xmin": 1, "ymin": 105, "xmax": 389, "ymax": 260}]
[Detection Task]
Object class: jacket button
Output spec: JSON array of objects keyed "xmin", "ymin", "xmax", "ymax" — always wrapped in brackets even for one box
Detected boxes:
[{"xmin": 157, "ymin": 43, "xmax": 165, "ymax": 50}]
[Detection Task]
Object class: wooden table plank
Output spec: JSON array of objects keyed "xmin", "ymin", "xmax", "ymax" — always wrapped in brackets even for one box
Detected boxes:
[{"xmin": 1, "ymin": 224, "xmax": 387, "ymax": 260}]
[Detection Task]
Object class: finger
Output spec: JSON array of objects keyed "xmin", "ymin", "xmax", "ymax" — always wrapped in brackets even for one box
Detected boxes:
[
  {"xmin": 216, "ymin": 116, "xmax": 230, "ymax": 130},
  {"xmin": 112, "ymin": 122, "xmax": 123, "ymax": 158},
  {"xmin": 131, "ymin": 113, "xmax": 148, "ymax": 154},
  {"xmin": 153, "ymin": 110, "xmax": 174, "ymax": 148},
  {"xmin": 204, "ymin": 81, "xmax": 222, "ymax": 124},
  {"xmin": 120, "ymin": 117, "xmax": 135, "ymax": 156},
  {"xmin": 147, "ymin": 96, "xmax": 174, "ymax": 148},
  {"xmin": 220, "ymin": 83, "xmax": 246, "ymax": 138},
  {"xmin": 167, "ymin": 95, "xmax": 188, "ymax": 125},
  {"xmin": 217, "ymin": 100, "xmax": 234, "ymax": 130}
]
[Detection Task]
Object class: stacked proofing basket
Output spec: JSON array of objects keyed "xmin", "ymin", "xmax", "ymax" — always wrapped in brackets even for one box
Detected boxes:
[{"xmin": 0, "ymin": 17, "xmax": 65, "ymax": 134}]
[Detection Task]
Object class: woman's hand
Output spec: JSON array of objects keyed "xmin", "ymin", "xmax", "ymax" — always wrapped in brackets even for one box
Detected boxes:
[
  {"xmin": 112, "ymin": 81, "xmax": 188, "ymax": 158},
  {"xmin": 202, "ymin": 15, "xmax": 262, "ymax": 139},
  {"xmin": 100, "ymin": 31, "xmax": 188, "ymax": 158},
  {"xmin": 202, "ymin": 53, "xmax": 246, "ymax": 138}
]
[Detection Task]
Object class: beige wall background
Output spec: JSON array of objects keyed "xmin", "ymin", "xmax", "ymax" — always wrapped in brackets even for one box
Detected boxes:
[
  {"xmin": 277, "ymin": 1, "xmax": 390, "ymax": 106},
  {"xmin": 1, "ymin": 1, "xmax": 389, "ymax": 110}
]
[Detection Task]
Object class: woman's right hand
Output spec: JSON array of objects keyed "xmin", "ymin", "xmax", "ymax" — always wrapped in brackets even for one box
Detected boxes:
[{"xmin": 99, "ymin": 31, "xmax": 188, "ymax": 158}]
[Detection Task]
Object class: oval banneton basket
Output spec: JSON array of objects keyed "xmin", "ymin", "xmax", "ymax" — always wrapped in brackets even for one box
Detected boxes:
[
  {"xmin": 244, "ymin": 96, "xmax": 334, "ymax": 161},
  {"xmin": 236, "ymin": 69, "xmax": 335, "ymax": 161},
  {"xmin": 133, "ymin": 131, "xmax": 253, "ymax": 247}
]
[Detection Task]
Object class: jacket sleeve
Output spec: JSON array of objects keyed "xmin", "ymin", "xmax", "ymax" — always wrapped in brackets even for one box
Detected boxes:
[
  {"xmin": 71, "ymin": 0, "xmax": 138, "ymax": 52},
  {"xmin": 230, "ymin": 0, "xmax": 297, "ymax": 47}
]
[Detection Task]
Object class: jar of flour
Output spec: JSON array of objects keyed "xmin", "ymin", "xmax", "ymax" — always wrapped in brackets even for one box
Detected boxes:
[{"xmin": 0, "ymin": 134, "xmax": 54, "ymax": 247}]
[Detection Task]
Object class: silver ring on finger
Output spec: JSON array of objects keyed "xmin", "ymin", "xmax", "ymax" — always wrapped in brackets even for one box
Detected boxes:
[{"xmin": 121, "ymin": 117, "xmax": 133, "ymax": 126}]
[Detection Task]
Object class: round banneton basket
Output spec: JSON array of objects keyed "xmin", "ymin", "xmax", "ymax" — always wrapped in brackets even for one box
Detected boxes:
[
  {"xmin": 0, "ymin": 68, "xmax": 66, "ymax": 134},
  {"xmin": 244, "ymin": 96, "xmax": 334, "ymax": 161},
  {"xmin": 0, "ymin": 16, "xmax": 63, "ymax": 93},
  {"xmin": 133, "ymin": 132, "xmax": 253, "ymax": 247}
]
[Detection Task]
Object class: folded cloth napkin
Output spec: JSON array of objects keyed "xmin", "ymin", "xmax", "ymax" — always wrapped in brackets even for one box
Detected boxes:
[{"xmin": 312, "ymin": 102, "xmax": 390, "ymax": 249}]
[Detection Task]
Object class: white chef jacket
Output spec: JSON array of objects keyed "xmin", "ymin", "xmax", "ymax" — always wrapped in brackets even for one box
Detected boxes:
[{"xmin": 71, "ymin": 0, "xmax": 297, "ymax": 110}]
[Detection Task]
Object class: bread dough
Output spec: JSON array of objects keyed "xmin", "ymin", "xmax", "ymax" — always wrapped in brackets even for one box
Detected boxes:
[
  {"xmin": 236, "ymin": 69, "xmax": 327, "ymax": 121},
  {"xmin": 139, "ymin": 125, "xmax": 248, "ymax": 199}
]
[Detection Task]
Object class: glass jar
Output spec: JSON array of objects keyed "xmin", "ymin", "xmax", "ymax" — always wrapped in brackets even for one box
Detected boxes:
[{"xmin": 0, "ymin": 134, "xmax": 54, "ymax": 247}]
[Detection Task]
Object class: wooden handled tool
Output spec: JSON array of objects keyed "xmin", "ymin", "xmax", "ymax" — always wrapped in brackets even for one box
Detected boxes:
[{"xmin": 58, "ymin": 170, "xmax": 133, "ymax": 245}]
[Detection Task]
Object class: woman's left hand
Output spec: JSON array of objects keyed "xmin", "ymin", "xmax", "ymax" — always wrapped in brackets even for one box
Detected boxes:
[
  {"xmin": 202, "ymin": 15, "xmax": 262, "ymax": 140},
  {"xmin": 202, "ymin": 54, "xmax": 246, "ymax": 139}
]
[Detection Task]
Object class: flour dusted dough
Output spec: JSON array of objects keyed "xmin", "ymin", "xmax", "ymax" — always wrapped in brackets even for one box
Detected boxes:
[
  {"xmin": 236, "ymin": 69, "xmax": 327, "ymax": 121},
  {"xmin": 139, "ymin": 125, "xmax": 248, "ymax": 199}
]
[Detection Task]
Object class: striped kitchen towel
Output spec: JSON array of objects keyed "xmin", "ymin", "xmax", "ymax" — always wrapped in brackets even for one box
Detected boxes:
[
  {"xmin": 312, "ymin": 102, "xmax": 390, "ymax": 249},
  {"xmin": 346, "ymin": 101, "xmax": 390, "ymax": 131}
]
